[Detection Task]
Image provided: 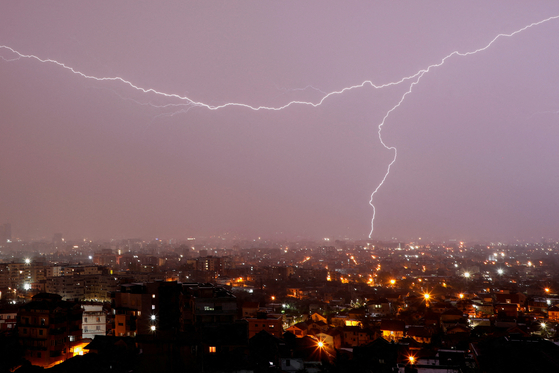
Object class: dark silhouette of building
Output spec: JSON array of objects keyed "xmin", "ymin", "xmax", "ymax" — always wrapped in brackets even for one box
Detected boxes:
[{"xmin": 18, "ymin": 293, "xmax": 82, "ymax": 368}]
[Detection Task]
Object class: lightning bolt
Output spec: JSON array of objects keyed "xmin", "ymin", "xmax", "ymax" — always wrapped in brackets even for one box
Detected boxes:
[{"xmin": 1, "ymin": 14, "xmax": 558, "ymax": 239}]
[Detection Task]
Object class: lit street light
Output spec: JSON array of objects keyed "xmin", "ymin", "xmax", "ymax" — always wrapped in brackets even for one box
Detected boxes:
[{"xmin": 423, "ymin": 292, "xmax": 431, "ymax": 308}]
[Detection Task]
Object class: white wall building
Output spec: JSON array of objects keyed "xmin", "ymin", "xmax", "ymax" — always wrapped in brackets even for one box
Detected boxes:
[{"xmin": 82, "ymin": 304, "xmax": 106, "ymax": 340}]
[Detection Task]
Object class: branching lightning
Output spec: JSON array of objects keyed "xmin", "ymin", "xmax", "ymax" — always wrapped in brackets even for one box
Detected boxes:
[{"xmin": 1, "ymin": 14, "xmax": 558, "ymax": 238}]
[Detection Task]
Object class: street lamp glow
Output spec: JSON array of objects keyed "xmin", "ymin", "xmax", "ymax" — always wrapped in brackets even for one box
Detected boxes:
[
  {"xmin": 464, "ymin": 272, "xmax": 470, "ymax": 278},
  {"xmin": 390, "ymin": 279, "xmax": 396, "ymax": 285},
  {"xmin": 317, "ymin": 341, "xmax": 324, "ymax": 348},
  {"xmin": 423, "ymin": 293, "xmax": 430, "ymax": 300},
  {"xmin": 497, "ymin": 268, "xmax": 504, "ymax": 275},
  {"xmin": 24, "ymin": 258, "xmax": 30, "ymax": 264},
  {"xmin": 150, "ymin": 325, "xmax": 156, "ymax": 331},
  {"xmin": 409, "ymin": 355, "xmax": 416, "ymax": 364},
  {"xmin": 151, "ymin": 315, "xmax": 156, "ymax": 321}
]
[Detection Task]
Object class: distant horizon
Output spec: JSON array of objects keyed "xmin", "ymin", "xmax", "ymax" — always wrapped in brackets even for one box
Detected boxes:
[{"xmin": 3, "ymin": 224, "xmax": 557, "ymax": 247}]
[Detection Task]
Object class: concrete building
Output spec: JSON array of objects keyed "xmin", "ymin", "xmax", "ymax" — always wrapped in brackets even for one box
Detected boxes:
[
  {"xmin": 18, "ymin": 293, "xmax": 83, "ymax": 368},
  {"xmin": 113, "ymin": 280, "xmax": 181, "ymax": 336},
  {"xmin": 180, "ymin": 283, "xmax": 237, "ymax": 328},
  {"xmin": 246, "ymin": 312, "xmax": 283, "ymax": 338},
  {"xmin": 82, "ymin": 303, "xmax": 106, "ymax": 339}
]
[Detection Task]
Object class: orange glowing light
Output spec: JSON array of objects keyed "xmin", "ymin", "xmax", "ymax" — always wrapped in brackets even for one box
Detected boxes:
[{"xmin": 317, "ymin": 341, "xmax": 324, "ymax": 348}]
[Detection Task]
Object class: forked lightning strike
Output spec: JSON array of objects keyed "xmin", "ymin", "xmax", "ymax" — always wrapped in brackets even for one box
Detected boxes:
[{"xmin": 1, "ymin": 14, "xmax": 558, "ymax": 238}]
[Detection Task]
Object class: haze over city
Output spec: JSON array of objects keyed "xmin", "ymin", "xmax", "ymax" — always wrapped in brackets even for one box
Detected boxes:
[{"xmin": 1, "ymin": 2, "xmax": 558, "ymax": 243}]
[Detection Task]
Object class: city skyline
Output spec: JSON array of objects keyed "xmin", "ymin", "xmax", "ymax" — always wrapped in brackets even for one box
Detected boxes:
[{"xmin": 1, "ymin": 2, "xmax": 558, "ymax": 242}]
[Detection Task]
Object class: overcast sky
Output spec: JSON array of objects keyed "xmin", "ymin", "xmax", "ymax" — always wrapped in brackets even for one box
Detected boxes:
[{"xmin": 1, "ymin": 1, "xmax": 558, "ymax": 242}]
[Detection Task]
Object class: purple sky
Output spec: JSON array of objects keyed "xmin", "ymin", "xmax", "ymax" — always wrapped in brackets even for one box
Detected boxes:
[{"xmin": 1, "ymin": 2, "xmax": 558, "ymax": 242}]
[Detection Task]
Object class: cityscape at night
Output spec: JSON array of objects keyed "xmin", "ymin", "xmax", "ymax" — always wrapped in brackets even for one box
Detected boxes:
[
  {"xmin": 1, "ymin": 234, "xmax": 559, "ymax": 372},
  {"xmin": 2, "ymin": 2, "xmax": 559, "ymax": 372}
]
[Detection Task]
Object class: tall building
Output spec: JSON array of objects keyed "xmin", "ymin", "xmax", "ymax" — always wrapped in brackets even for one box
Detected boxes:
[
  {"xmin": 52, "ymin": 233, "xmax": 63, "ymax": 247},
  {"xmin": 196, "ymin": 256, "xmax": 222, "ymax": 275},
  {"xmin": 180, "ymin": 283, "xmax": 237, "ymax": 328},
  {"xmin": 18, "ymin": 293, "xmax": 83, "ymax": 368},
  {"xmin": 0, "ymin": 223, "xmax": 11, "ymax": 243},
  {"xmin": 113, "ymin": 280, "xmax": 180, "ymax": 336}
]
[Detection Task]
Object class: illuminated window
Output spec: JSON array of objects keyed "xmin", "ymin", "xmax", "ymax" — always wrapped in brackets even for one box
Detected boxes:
[{"xmin": 209, "ymin": 346, "xmax": 216, "ymax": 353}]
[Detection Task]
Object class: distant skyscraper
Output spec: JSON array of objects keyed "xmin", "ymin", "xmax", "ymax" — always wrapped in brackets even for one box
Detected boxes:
[
  {"xmin": 53, "ymin": 233, "xmax": 63, "ymax": 246},
  {"xmin": 1, "ymin": 223, "xmax": 11, "ymax": 243}
]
